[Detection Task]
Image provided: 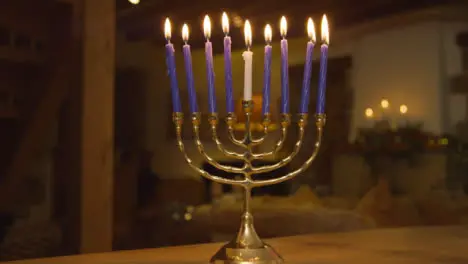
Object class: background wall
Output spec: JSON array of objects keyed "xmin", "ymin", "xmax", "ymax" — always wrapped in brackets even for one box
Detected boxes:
[{"xmin": 351, "ymin": 21, "xmax": 468, "ymax": 140}]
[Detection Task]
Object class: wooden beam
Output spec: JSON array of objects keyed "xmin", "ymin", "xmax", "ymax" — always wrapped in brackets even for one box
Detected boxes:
[
  {"xmin": 53, "ymin": 0, "xmax": 83, "ymax": 255},
  {"xmin": 0, "ymin": 1, "xmax": 73, "ymax": 212},
  {"xmin": 80, "ymin": 0, "xmax": 115, "ymax": 253}
]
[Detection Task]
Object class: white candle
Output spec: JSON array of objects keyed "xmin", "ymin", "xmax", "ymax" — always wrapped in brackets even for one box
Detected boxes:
[{"xmin": 243, "ymin": 20, "xmax": 253, "ymax": 101}]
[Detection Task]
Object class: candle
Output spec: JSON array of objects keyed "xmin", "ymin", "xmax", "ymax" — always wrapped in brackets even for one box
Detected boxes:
[
  {"xmin": 243, "ymin": 20, "xmax": 253, "ymax": 101},
  {"xmin": 316, "ymin": 15, "xmax": 329, "ymax": 114},
  {"xmin": 182, "ymin": 24, "xmax": 198, "ymax": 113},
  {"xmin": 280, "ymin": 16, "xmax": 289, "ymax": 114},
  {"xmin": 204, "ymin": 15, "xmax": 217, "ymax": 113},
  {"xmin": 262, "ymin": 24, "xmax": 272, "ymax": 115},
  {"xmin": 164, "ymin": 18, "xmax": 182, "ymax": 113},
  {"xmin": 222, "ymin": 13, "xmax": 234, "ymax": 113},
  {"xmin": 299, "ymin": 18, "xmax": 316, "ymax": 114}
]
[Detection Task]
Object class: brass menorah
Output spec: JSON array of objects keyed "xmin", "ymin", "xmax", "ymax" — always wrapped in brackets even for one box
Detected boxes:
[
  {"xmin": 165, "ymin": 10, "xmax": 330, "ymax": 263},
  {"xmin": 172, "ymin": 102, "xmax": 326, "ymax": 263}
]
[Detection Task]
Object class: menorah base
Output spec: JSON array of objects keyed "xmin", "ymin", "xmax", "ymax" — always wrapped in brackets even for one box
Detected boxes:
[{"xmin": 210, "ymin": 241, "xmax": 284, "ymax": 264}]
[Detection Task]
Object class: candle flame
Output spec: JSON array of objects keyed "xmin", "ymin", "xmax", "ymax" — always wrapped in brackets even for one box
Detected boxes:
[
  {"xmin": 222, "ymin": 12, "xmax": 229, "ymax": 34},
  {"xmin": 307, "ymin": 18, "xmax": 316, "ymax": 43},
  {"xmin": 264, "ymin": 24, "xmax": 272, "ymax": 44},
  {"xmin": 280, "ymin": 16, "xmax": 287, "ymax": 38},
  {"xmin": 244, "ymin": 20, "xmax": 252, "ymax": 47},
  {"xmin": 203, "ymin": 15, "xmax": 211, "ymax": 39},
  {"xmin": 182, "ymin": 24, "xmax": 189, "ymax": 42},
  {"xmin": 164, "ymin": 18, "xmax": 171, "ymax": 40},
  {"xmin": 321, "ymin": 14, "xmax": 329, "ymax": 45}
]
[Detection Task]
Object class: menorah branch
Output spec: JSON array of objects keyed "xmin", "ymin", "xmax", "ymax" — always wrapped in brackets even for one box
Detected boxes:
[
  {"xmin": 251, "ymin": 114, "xmax": 290, "ymax": 160},
  {"xmin": 251, "ymin": 114, "xmax": 326, "ymax": 188},
  {"xmin": 247, "ymin": 113, "xmax": 271, "ymax": 148},
  {"xmin": 192, "ymin": 113, "xmax": 246, "ymax": 173},
  {"xmin": 208, "ymin": 114, "xmax": 245, "ymax": 160},
  {"xmin": 252, "ymin": 114, "xmax": 305, "ymax": 174},
  {"xmin": 173, "ymin": 112, "xmax": 245, "ymax": 186},
  {"xmin": 226, "ymin": 113, "xmax": 246, "ymax": 147}
]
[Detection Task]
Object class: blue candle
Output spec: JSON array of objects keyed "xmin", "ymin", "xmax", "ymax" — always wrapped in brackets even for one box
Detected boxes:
[
  {"xmin": 280, "ymin": 16, "xmax": 289, "ymax": 114},
  {"xmin": 222, "ymin": 13, "xmax": 234, "ymax": 113},
  {"xmin": 204, "ymin": 15, "xmax": 217, "ymax": 113},
  {"xmin": 316, "ymin": 15, "xmax": 329, "ymax": 114},
  {"xmin": 262, "ymin": 24, "xmax": 273, "ymax": 115},
  {"xmin": 182, "ymin": 24, "xmax": 198, "ymax": 113},
  {"xmin": 164, "ymin": 18, "xmax": 182, "ymax": 113},
  {"xmin": 299, "ymin": 18, "xmax": 316, "ymax": 114}
]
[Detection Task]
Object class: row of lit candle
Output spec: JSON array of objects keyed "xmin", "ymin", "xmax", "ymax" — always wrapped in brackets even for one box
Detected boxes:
[{"xmin": 164, "ymin": 13, "xmax": 329, "ymax": 115}]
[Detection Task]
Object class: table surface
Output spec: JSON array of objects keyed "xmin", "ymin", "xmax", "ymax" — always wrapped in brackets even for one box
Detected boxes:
[{"xmin": 3, "ymin": 226, "xmax": 468, "ymax": 264}]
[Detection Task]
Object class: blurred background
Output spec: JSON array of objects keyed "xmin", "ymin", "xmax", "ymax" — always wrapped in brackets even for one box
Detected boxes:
[{"xmin": 0, "ymin": 0, "xmax": 468, "ymax": 261}]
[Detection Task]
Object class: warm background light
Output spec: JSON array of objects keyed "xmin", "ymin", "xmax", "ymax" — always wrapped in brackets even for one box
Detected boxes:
[
  {"xmin": 128, "ymin": 0, "xmax": 140, "ymax": 4},
  {"xmin": 400, "ymin": 104, "xmax": 408, "ymax": 114},
  {"xmin": 232, "ymin": 14, "xmax": 243, "ymax": 28},
  {"xmin": 381, "ymin": 99, "xmax": 389, "ymax": 109},
  {"xmin": 365, "ymin": 108, "xmax": 374, "ymax": 118}
]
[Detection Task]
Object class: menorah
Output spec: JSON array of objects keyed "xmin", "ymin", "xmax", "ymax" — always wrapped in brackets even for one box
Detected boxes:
[{"xmin": 164, "ymin": 12, "xmax": 329, "ymax": 264}]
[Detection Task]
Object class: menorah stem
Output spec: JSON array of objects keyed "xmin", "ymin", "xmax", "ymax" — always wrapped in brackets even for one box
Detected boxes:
[
  {"xmin": 224, "ymin": 100, "xmax": 262, "ymax": 248},
  {"xmin": 243, "ymin": 100, "xmax": 254, "ymax": 146},
  {"xmin": 234, "ymin": 186, "xmax": 264, "ymax": 248}
]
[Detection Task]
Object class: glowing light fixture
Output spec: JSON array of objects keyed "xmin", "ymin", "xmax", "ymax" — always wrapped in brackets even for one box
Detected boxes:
[
  {"xmin": 381, "ymin": 99, "xmax": 389, "ymax": 109},
  {"xmin": 365, "ymin": 108, "xmax": 374, "ymax": 118}
]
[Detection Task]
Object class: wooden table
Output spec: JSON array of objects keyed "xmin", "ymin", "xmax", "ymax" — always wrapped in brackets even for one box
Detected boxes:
[{"xmin": 3, "ymin": 226, "xmax": 468, "ymax": 263}]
